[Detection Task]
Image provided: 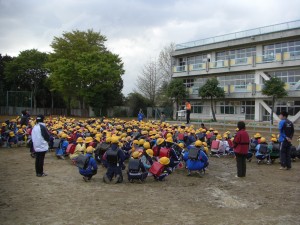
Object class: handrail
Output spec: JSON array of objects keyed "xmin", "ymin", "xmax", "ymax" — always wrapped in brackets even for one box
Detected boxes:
[{"xmin": 176, "ymin": 20, "xmax": 300, "ymax": 50}]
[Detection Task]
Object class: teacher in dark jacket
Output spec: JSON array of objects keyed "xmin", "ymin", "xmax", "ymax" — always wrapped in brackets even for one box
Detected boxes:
[{"xmin": 233, "ymin": 121, "xmax": 250, "ymax": 178}]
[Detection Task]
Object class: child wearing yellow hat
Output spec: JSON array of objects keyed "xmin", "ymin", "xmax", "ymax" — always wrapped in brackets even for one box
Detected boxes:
[
  {"xmin": 127, "ymin": 151, "xmax": 148, "ymax": 182},
  {"xmin": 79, "ymin": 146, "xmax": 98, "ymax": 182}
]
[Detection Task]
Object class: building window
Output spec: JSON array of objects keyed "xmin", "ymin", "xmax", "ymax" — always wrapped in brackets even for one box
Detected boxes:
[
  {"xmin": 216, "ymin": 47, "xmax": 256, "ymax": 61},
  {"xmin": 218, "ymin": 74, "xmax": 254, "ymax": 92},
  {"xmin": 275, "ymin": 101, "xmax": 300, "ymax": 116},
  {"xmin": 183, "ymin": 79, "xmax": 194, "ymax": 88},
  {"xmin": 191, "ymin": 102, "xmax": 203, "ymax": 113},
  {"xmin": 219, "ymin": 101, "xmax": 235, "ymax": 114},
  {"xmin": 241, "ymin": 101, "xmax": 255, "ymax": 120},
  {"xmin": 268, "ymin": 69, "xmax": 300, "ymax": 90},
  {"xmin": 263, "ymin": 40, "xmax": 300, "ymax": 60},
  {"xmin": 187, "ymin": 54, "xmax": 207, "ymax": 65}
]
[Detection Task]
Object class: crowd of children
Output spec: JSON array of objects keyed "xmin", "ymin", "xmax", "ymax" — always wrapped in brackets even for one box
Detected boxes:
[{"xmin": 1, "ymin": 116, "xmax": 300, "ymax": 183}]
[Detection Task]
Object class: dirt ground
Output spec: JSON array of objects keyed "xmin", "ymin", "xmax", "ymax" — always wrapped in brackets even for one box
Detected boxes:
[{"xmin": 0, "ymin": 147, "xmax": 299, "ymax": 225}]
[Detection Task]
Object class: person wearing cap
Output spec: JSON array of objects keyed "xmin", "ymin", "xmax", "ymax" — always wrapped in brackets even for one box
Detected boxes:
[
  {"xmin": 70, "ymin": 137, "xmax": 86, "ymax": 161},
  {"xmin": 165, "ymin": 137, "xmax": 180, "ymax": 170},
  {"xmin": 233, "ymin": 121, "xmax": 250, "ymax": 178},
  {"xmin": 127, "ymin": 151, "xmax": 148, "ymax": 182},
  {"xmin": 7, "ymin": 131, "xmax": 18, "ymax": 148},
  {"xmin": 56, "ymin": 133, "xmax": 69, "ymax": 160},
  {"xmin": 79, "ymin": 146, "xmax": 98, "ymax": 182},
  {"xmin": 183, "ymin": 140, "xmax": 208, "ymax": 176},
  {"xmin": 31, "ymin": 115, "xmax": 50, "ymax": 177},
  {"xmin": 141, "ymin": 149, "xmax": 154, "ymax": 171},
  {"xmin": 154, "ymin": 157, "xmax": 172, "ymax": 181},
  {"xmin": 103, "ymin": 136, "xmax": 125, "ymax": 184},
  {"xmin": 255, "ymin": 137, "xmax": 271, "ymax": 164}
]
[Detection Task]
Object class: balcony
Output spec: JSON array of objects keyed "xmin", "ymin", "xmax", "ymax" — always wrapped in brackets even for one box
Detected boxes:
[{"xmin": 173, "ymin": 51, "xmax": 300, "ymax": 75}]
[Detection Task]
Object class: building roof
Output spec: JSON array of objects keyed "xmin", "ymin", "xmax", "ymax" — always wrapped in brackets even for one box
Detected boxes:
[{"xmin": 176, "ymin": 20, "xmax": 300, "ymax": 51}]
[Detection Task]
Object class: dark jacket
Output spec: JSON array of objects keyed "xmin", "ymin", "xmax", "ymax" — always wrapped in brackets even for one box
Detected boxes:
[{"xmin": 233, "ymin": 129, "xmax": 250, "ymax": 155}]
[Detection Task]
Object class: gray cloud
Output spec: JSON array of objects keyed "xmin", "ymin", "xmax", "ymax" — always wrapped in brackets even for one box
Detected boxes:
[{"xmin": 0, "ymin": 0, "xmax": 299, "ymax": 94}]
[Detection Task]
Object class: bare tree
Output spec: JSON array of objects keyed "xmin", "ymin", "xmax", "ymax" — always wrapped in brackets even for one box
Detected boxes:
[
  {"xmin": 136, "ymin": 59, "xmax": 164, "ymax": 106},
  {"xmin": 158, "ymin": 42, "xmax": 176, "ymax": 83}
]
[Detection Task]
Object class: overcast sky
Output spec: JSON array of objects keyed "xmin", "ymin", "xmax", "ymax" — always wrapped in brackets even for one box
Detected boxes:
[{"xmin": 0, "ymin": 0, "xmax": 299, "ymax": 95}]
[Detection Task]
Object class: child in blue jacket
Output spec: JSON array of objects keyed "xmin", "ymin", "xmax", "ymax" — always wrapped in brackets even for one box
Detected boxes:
[{"xmin": 79, "ymin": 146, "xmax": 98, "ymax": 182}]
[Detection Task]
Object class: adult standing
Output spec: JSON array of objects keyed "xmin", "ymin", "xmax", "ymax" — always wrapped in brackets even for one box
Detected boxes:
[
  {"xmin": 278, "ymin": 111, "xmax": 294, "ymax": 170},
  {"xmin": 233, "ymin": 121, "xmax": 250, "ymax": 178},
  {"xmin": 185, "ymin": 100, "xmax": 191, "ymax": 124},
  {"xmin": 32, "ymin": 115, "xmax": 50, "ymax": 177},
  {"xmin": 20, "ymin": 110, "xmax": 30, "ymax": 126}
]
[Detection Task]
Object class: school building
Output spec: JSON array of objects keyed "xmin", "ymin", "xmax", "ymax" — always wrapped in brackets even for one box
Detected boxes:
[{"xmin": 172, "ymin": 20, "xmax": 300, "ymax": 124}]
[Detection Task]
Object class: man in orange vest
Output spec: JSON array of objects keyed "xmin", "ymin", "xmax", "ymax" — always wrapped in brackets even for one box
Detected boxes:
[{"xmin": 185, "ymin": 100, "xmax": 191, "ymax": 124}]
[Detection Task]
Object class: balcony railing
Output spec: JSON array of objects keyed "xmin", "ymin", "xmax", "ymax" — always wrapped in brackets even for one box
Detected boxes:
[
  {"xmin": 176, "ymin": 20, "xmax": 300, "ymax": 50},
  {"xmin": 173, "ymin": 50, "xmax": 300, "ymax": 73}
]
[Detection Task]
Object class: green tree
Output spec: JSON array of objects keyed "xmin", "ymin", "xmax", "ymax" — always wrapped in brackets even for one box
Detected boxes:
[
  {"xmin": 0, "ymin": 54, "xmax": 14, "ymax": 106},
  {"xmin": 48, "ymin": 29, "xmax": 124, "ymax": 115},
  {"xmin": 198, "ymin": 78, "xmax": 225, "ymax": 122},
  {"xmin": 4, "ymin": 49, "xmax": 49, "ymax": 109},
  {"xmin": 166, "ymin": 78, "xmax": 187, "ymax": 120},
  {"xmin": 262, "ymin": 77, "xmax": 288, "ymax": 125}
]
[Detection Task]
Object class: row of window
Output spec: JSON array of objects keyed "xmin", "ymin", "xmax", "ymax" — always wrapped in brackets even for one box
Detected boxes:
[
  {"xmin": 183, "ymin": 69, "xmax": 300, "ymax": 90},
  {"xmin": 177, "ymin": 39, "xmax": 300, "ymax": 66},
  {"xmin": 267, "ymin": 70, "xmax": 300, "ymax": 86}
]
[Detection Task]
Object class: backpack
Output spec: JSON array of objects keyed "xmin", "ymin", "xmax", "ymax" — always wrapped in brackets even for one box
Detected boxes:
[
  {"xmin": 259, "ymin": 144, "xmax": 268, "ymax": 154},
  {"xmin": 282, "ymin": 119, "xmax": 294, "ymax": 139},
  {"xmin": 153, "ymin": 146, "xmax": 159, "ymax": 156},
  {"xmin": 272, "ymin": 143, "xmax": 280, "ymax": 153},
  {"xmin": 128, "ymin": 158, "xmax": 141, "ymax": 173},
  {"xmin": 211, "ymin": 140, "xmax": 220, "ymax": 150},
  {"xmin": 149, "ymin": 162, "xmax": 164, "ymax": 176},
  {"xmin": 250, "ymin": 142, "xmax": 257, "ymax": 151},
  {"xmin": 106, "ymin": 148, "xmax": 119, "ymax": 164},
  {"xmin": 159, "ymin": 147, "xmax": 171, "ymax": 158},
  {"xmin": 188, "ymin": 147, "xmax": 200, "ymax": 160},
  {"xmin": 210, "ymin": 135, "xmax": 216, "ymax": 141},
  {"xmin": 53, "ymin": 138, "xmax": 61, "ymax": 148},
  {"xmin": 66, "ymin": 144, "xmax": 76, "ymax": 154},
  {"xmin": 76, "ymin": 154, "xmax": 91, "ymax": 170}
]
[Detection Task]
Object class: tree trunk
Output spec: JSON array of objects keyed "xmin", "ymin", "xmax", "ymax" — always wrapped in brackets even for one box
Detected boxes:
[
  {"xmin": 211, "ymin": 97, "xmax": 217, "ymax": 122},
  {"xmin": 271, "ymin": 95, "xmax": 275, "ymax": 125}
]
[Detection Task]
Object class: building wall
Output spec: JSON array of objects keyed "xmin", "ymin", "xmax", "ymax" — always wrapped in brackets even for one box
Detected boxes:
[{"xmin": 172, "ymin": 28, "xmax": 300, "ymax": 124}]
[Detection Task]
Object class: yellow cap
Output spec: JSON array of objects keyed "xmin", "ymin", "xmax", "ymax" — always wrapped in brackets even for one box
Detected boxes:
[
  {"xmin": 85, "ymin": 137, "xmax": 93, "ymax": 143},
  {"xmin": 143, "ymin": 142, "xmax": 150, "ymax": 149},
  {"xmin": 146, "ymin": 149, "xmax": 153, "ymax": 157},
  {"xmin": 195, "ymin": 140, "xmax": 202, "ymax": 147},
  {"xmin": 111, "ymin": 136, "xmax": 119, "ymax": 144},
  {"xmin": 166, "ymin": 137, "xmax": 173, "ymax": 143},
  {"xmin": 159, "ymin": 157, "xmax": 170, "ymax": 165},
  {"xmin": 106, "ymin": 137, "xmax": 111, "ymax": 143},
  {"xmin": 86, "ymin": 146, "xmax": 95, "ymax": 153},
  {"xmin": 216, "ymin": 135, "xmax": 222, "ymax": 140},
  {"xmin": 260, "ymin": 137, "xmax": 266, "ymax": 143},
  {"xmin": 138, "ymin": 139, "xmax": 145, "ymax": 146},
  {"xmin": 178, "ymin": 143, "xmax": 184, "ymax": 148},
  {"xmin": 156, "ymin": 138, "xmax": 165, "ymax": 145},
  {"xmin": 76, "ymin": 137, "xmax": 84, "ymax": 143},
  {"xmin": 132, "ymin": 151, "xmax": 142, "ymax": 159}
]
